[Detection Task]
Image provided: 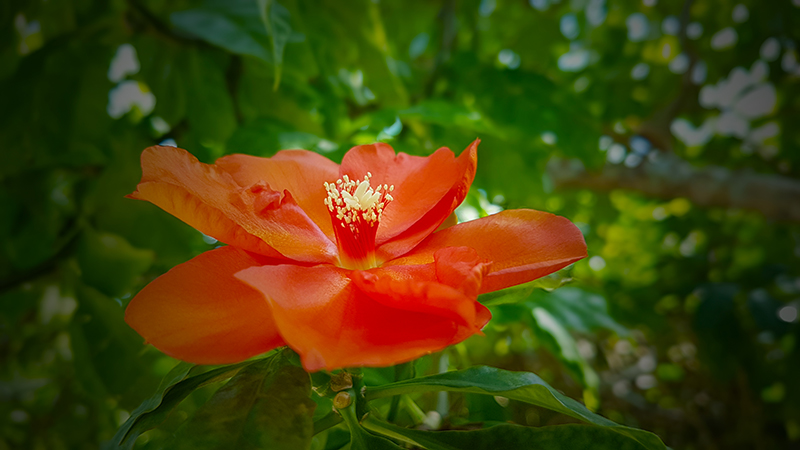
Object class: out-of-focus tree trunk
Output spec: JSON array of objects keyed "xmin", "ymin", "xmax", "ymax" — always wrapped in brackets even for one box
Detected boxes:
[{"xmin": 547, "ymin": 154, "xmax": 800, "ymax": 223}]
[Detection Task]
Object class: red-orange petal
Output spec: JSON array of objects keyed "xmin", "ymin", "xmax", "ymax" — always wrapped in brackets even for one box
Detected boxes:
[
  {"xmin": 215, "ymin": 150, "xmax": 340, "ymax": 240},
  {"xmin": 339, "ymin": 140, "xmax": 479, "ymax": 262},
  {"xmin": 351, "ymin": 247, "xmax": 490, "ymax": 328},
  {"xmin": 125, "ymin": 246, "xmax": 285, "ymax": 365},
  {"xmin": 129, "ymin": 146, "xmax": 336, "ymax": 263},
  {"xmin": 386, "ymin": 209, "xmax": 588, "ymax": 294},
  {"xmin": 235, "ymin": 257, "xmax": 489, "ymax": 371}
]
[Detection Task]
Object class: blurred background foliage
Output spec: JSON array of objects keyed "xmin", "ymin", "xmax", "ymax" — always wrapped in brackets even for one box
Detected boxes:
[{"xmin": 1, "ymin": 0, "xmax": 799, "ymax": 448}]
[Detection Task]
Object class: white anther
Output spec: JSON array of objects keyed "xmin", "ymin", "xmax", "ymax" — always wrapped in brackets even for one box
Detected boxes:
[
  {"xmin": 354, "ymin": 180, "xmax": 370, "ymax": 200},
  {"xmin": 362, "ymin": 192, "xmax": 381, "ymax": 209}
]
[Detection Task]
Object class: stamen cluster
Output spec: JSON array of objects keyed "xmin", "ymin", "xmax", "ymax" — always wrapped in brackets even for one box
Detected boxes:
[
  {"xmin": 324, "ymin": 173, "xmax": 393, "ymax": 233},
  {"xmin": 323, "ymin": 173, "xmax": 394, "ymax": 269}
]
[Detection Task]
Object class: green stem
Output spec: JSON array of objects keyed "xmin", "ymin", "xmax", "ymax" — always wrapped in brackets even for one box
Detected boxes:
[
  {"xmin": 338, "ymin": 396, "xmax": 360, "ymax": 430},
  {"xmin": 337, "ymin": 393, "xmax": 404, "ymax": 449},
  {"xmin": 313, "ymin": 411, "xmax": 342, "ymax": 435},
  {"xmin": 386, "ymin": 362, "xmax": 414, "ymax": 422},
  {"xmin": 386, "ymin": 393, "xmax": 401, "ymax": 423},
  {"xmin": 361, "ymin": 415, "xmax": 421, "ymax": 448},
  {"xmin": 400, "ymin": 396, "xmax": 427, "ymax": 425}
]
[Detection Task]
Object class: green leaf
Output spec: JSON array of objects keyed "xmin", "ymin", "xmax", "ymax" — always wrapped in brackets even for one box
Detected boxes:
[
  {"xmin": 364, "ymin": 366, "xmax": 666, "ymax": 449},
  {"xmin": 111, "ymin": 359, "xmax": 259, "ymax": 449},
  {"xmin": 292, "ymin": 0, "xmax": 408, "ymax": 106},
  {"xmin": 347, "ymin": 425, "xmax": 405, "ymax": 450},
  {"xmin": 171, "ymin": 1, "xmax": 271, "ymax": 61},
  {"xmin": 167, "ymin": 354, "xmax": 316, "ymax": 450},
  {"xmin": 135, "ymin": 36, "xmax": 187, "ymax": 125},
  {"xmin": 256, "ymin": 0, "xmax": 298, "ymax": 90},
  {"xmin": 398, "ymin": 100, "xmax": 504, "ymax": 136},
  {"xmin": 69, "ymin": 282, "xmax": 164, "ymax": 406},
  {"xmin": 76, "ymin": 229, "xmax": 154, "ymax": 297},
  {"xmin": 531, "ymin": 307, "xmax": 600, "ymax": 390},
  {"xmin": 529, "ymin": 287, "xmax": 629, "ymax": 336},
  {"xmin": 171, "ymin": 0, "xmax": 303, "ymax": 91},
  {"xmin": 181, "ymin": 48, "xmax": 238, "ymax": 145},
  {"xmin": 363, "ymin": 418, "xmax": 659, "ymax": 450},
  {"xmin": 478, "ymin": 275, "xmax": 572, "ymax": 307}
]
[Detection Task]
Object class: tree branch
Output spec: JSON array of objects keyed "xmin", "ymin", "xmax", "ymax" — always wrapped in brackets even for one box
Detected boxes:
[{"xmin": 547, "ymin": 154, "xmax": 800, "ymax": 223}]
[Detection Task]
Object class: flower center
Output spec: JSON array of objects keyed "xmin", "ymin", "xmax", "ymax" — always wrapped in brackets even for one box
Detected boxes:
[{"xmin": 324, "ymin": 173, "xmax": 393, "ymax": 270}]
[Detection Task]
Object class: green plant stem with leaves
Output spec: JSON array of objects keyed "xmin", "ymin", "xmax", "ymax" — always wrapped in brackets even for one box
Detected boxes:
[{"xmin": 112, "ymin": 349, "xmax": 667, "ymax": 450}]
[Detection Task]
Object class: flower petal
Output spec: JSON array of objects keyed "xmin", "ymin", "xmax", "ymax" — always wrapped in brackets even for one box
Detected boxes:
[
  {"xmin": 386, "ymin": 209, "xmax": 588, "ymax": 294},
  {"xmin": 216, "ymin": 150, "xmax": 340, "ymax": 240},
  {"xmin": 352, "ymin": 247, "xmax": 491, "ymax": 328},
  {"xmin": 125, "ymin": 246, "xmax": 285, "ymax": 365},
  {"xmin": 129, "ymin": 146, "xmax": 336, "ymax": 263},
  {"xmin": 235, "ymin": 259, "xmax": 489, "ymax": 371},
  {"xmin": 339, "ymin": 140, "xmax": 479, "ymax": 262}
]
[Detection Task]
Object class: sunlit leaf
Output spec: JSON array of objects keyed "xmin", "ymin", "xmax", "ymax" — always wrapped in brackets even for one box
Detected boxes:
[
  {"xmin": 365, "ymin": 366, "xmax": 666, "ymax": 449},
  {"xmin": 530, "ymin": 287, "xmax": 629, "ymax": 336},
  {"xmin": 531, "ymin": 307, "xmax": 600, "ymax": 390}
]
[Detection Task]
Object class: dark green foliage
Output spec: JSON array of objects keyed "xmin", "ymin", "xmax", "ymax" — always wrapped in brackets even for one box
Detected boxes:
[
  {"xmin": 165, "ymin": 355, "xmax": 315, "ymax": 450},
  {"xmin": 363, "ymin": 420, "xmax": 659, "ymax": 450}
]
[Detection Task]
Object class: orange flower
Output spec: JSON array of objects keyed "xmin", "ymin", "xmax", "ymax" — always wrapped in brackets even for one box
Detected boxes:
[{"xmin": 125, "ymin": 140, "xmax": 587, "ymax": 371}]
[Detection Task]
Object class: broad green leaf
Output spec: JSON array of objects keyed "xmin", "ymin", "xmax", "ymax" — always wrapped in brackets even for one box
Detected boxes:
[
  {"xmin": 171, "ymin": 0, "xmax": 303, "ymax": 90},
  {"xmin": 68, "ymin": 282, "xmax": 164, "ymax": 408},
  {"xmin": 76, "ymin": 229, "xmax": 154, "ymax": 297},
  {"xmin": 167, "ymin": 355, "xmax": 315, "ymax": 450},
  {"xmin": 365, "ymin": 366, "xmax": 666, "ymax": 449},
  {"xmin": 181, "ymin": 48, "xmax": 238, "ymax": 145},
  {"xmin": 111, "ymin": 359, "xmax": 259, "ymax": 449},
  {"xmin": 531, "ymin": 306, "xmax": 599, "ymax": 390},
  {"xmin": 0, "ymin": 170, "xmax": 80, "ymax": 272},
  {"xmin": 363, "ymin": 417, "xmax": 660, "ymax": 450},
  {"xmin": 135, "ymin": 36, "xmax": 187, "ymax": 125},
  {"xmin": 529, "ymin": 287, "xmax": 629, "ymax": 336},
  {"xmin": 0, "ymin": 44, "xmax": 108, "ymax": 178},
  {"xmin": 293, "ymin": 0, "xmax": 408, "ymax": 106},
  {"xmin": 171, "ymin": 1, "xmax": 271, "ymax": 61}
]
